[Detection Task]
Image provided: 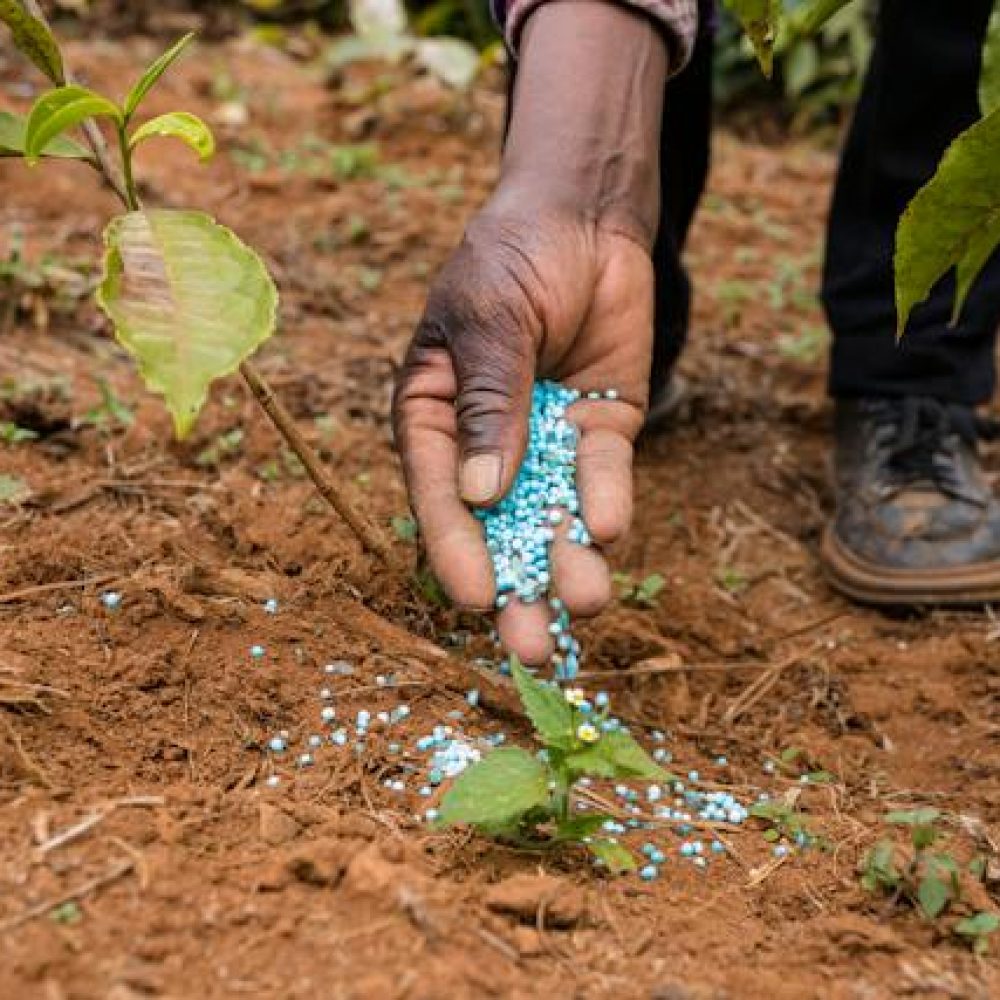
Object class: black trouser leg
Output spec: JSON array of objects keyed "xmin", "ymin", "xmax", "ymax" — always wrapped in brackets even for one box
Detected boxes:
[
  {"xmin": 824, "ymin": 0, "xmax": 1000, "ymax": 405},
  {"xmin": 649, "ymin": 27, "xmax": 714, "ymax": 403}
]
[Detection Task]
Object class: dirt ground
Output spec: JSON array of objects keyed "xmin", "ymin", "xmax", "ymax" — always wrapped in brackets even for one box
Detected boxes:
[{"xmin": 1, "ymin": 28, "xmax": 999, "ymax": 1000}]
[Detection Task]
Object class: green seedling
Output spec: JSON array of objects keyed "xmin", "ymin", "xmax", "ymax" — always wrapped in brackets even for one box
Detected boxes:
[
  {"xmin": 749, "ymin": 796, "xmax": 820, "ymax": 849},
  {"xmin": 0, "ymin": 421, "xmax": 38, "ymax": 444},
  {"xmin": 195, "ymin": 427, "xmax": 244, "ymax": 468},
  {"xmin": 438, "ymin": 659, "xmax": 674, "ymax": 872},
  {"xmin": 860, "ymin": 808, "xmax": 976, "ymax": 925},
  {"xmin": 954, "ymin": 911, "xmax": 1000, "ymax": 955},
  {"xmin": 0, "ymin": 473, "xmax": 29, "ymax": 504},
  {"xmin": 612, "ymin": 571, "xmax": 666, "ymax": 608},
  {"xmin": 77, "ymin": 377, "xmax": 134, "ymax": 433},
  {"xmin": 0, "ymin": 9, "xmax": 389, "ymax": 560}
]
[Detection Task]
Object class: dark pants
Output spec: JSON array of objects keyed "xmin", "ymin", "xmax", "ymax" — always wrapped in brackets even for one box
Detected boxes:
[{"xmin": 653, "ymin": 0, "xmax": 1000, "ymax": 406}]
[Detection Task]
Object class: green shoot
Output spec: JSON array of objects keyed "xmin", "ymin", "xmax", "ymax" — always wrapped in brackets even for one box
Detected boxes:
[{"xmin": 438, "ymin": 659, "xmax": 673, "ymax": 872}]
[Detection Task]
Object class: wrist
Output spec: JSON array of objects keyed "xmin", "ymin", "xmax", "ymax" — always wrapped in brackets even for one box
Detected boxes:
[{"xmin": 499, "ymin": 1, "xmax": 668, "ymax": 249}]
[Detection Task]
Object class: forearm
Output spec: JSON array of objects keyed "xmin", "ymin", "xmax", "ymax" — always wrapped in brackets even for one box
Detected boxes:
[{"xmin": 495, "ymin": 1, "xmax": 669, "ymax": 248}]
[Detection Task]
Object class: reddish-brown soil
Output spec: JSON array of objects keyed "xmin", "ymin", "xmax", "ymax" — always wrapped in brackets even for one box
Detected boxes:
[{"xmin": 1, "ymin": 29, "xmax": 999, "ymax": 1000}]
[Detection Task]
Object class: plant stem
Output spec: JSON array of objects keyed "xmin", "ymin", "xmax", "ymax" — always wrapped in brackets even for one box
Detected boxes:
[
  {"xmin": 22, "ymin": 3, "xmax": 393, "ymax": 564},
  {"xmin": 116, "ymin": 124, "xmax": 140, "ymax": 211},
  {"xmin": 238, "ymin": 362, "xmax": 392, "ymax": 561}
]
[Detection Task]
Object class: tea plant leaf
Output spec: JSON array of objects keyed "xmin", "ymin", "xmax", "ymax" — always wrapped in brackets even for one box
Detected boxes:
[
  {"xmin": 723, "ymin": 0, "xmax": 782, "ymax": 76},
  {"xmin": 981, "ymin": 3, "xmax": 1000, "ymax": 116},
  {"xmin": 130, "ymin": 112, "xmax": 215, "ymax": 162},
  {"xmin": 895, "ymin": 106, "xmax": 1000, "ymax": 333},
  {"xmin": 511, "ymin": 658, "xmax": 575, "ymax": 750},
  {"xmin": 124, "ymin": 32, "xmax": 195, "ymax": 118},
  {"xmin": 587, "ymin": 839, "xmax": 636, "ymax": 873},
  {"xmin": 96, "ymin": 210, "xmax": 278, "ymax": 438},
  {"xmin": 0, "ymin": 110, "xmax": 89, "ymax": 159},
  {"xmin": 595, "ymin": 730, "xmax": 671, "ymax": 781},
  {"xmin": 437, "ymin": 747, "xmax": 550, "ymax": 828},
  {"xmin": 917, "ymin": 875, "xmax": 950, "ymax": 919},
  {"xmin": 0, "ymin": 0, "xmax": 64, "ymax": 83},
  {"xmin": 24, "ymin": 86, "xmax": 122, "ymax": 165}
]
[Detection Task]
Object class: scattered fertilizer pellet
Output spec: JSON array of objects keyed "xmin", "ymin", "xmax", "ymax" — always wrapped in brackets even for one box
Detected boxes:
[
  {"xmin": 268, "ymin": 736, "xmax": 286, "ymax": 753},
  {"xmin": 321, "ymin": 706, "xmax": 336, "ymax": 723},
  {"xmin": 297, "ymin": 753, "xmax": 314, "ymax": 767},
  {"xmin": 264, "ymin": 598, "xmax": 279, "ymax": 614},
  {"xmin": 100, "ymin": 590, "xmax": 122, "ymax": 610},
  {"xmin": 265, "ymin": 775, "xmax": 280, "ymax": 788},
  {"xmin": 639, "ymin": 864, "xmax": 659, "ymax": 882},
  {"xmin": 250, "ymin": 644, "xmax": 266, "ymax": 660}
]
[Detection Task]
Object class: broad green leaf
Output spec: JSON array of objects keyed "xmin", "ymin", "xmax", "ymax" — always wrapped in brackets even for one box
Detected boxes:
[
  {"xmin": 917, "ymin": 875, "xmax": 950, "ymax": 919},
  {"xmin": 593, "ymin": 730, "xmax": 671, "ymax": 781},
  {"xmin": 24, "ymin": 86, "xmax": 122, "ymax": 165},
  {"xmin": 511, "ymin": 658, "xmax": 575, "ymax": 750},
  {"xmin": 415, "ymin": 38, "xmax": 479, "ymax": 90},
  {"xmin": 895, "ymin": 107, "xmax": 1000, "ymax": 333},
  {"xmin": 723, "ymin": 0, "xmax": 782, "ymax": 77},
  {"xmin": 981, "ymin": 3, "xmax": 1000, "ymax": 116},
  {"xmin": 124, "ymin": 33, "xmax": 195, "ymax": 118},
  {"xmin": 886, "ymin": 808, "xmax": 940, "ymax": 827},
  {"xmin": 0, "ymin": 110, "xmax": 89, "ymax": 159},
  {"xmin": 0, "ymin": 0, "xmax": 64, "ymax": 83},
  {"xmin": 564, "ymin": 743, "xmax": 618, "ymax": 779},
  {"xmin": 867, "ymin": 840, "xmax": 898, "ymax": 881},
  {"xmin": 587, "ymin": 839, "xmax": 636, "ymax": 874},
  {"xmin": 437, "ymin": 747, "xmax": 550, "ymax": 828},
  {"xmin": 554, "ymin": 814, "xmax": 610, "ymax": 843},
  {"xmin": 96, "ymin": 210, "xmax": 278, "ymax": 438},
  {"xmin": 130, "ymin": 112, "xmax": 215, "ymax": 162}
]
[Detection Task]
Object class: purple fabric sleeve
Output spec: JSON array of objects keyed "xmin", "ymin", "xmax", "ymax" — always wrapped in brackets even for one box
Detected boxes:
[{"xmin": 490, "ymin": 0, "xmax": 706, "ymax": 75}]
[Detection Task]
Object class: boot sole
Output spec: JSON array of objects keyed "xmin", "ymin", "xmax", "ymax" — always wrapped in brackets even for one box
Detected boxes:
[{"xmin": 820, "ymin": 526, "xmax": 1000, "ymax": 606}]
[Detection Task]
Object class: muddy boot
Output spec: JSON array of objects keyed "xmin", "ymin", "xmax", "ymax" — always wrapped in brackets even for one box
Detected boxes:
[{"xmin": 821, "ymin": 397, "xmax": 1000, "ymax": 604}]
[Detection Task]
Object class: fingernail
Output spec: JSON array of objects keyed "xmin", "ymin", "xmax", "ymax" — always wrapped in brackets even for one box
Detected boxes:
[{"xmin": 460, "ymin": 452, "xmax": 502, "ymax": 504}]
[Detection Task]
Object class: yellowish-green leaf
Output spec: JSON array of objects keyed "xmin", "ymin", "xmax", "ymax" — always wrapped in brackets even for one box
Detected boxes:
[
  {"xmin": 24, "ymin": 85, "xmax": 122, "ymax": 165},
  {"xmin": 96, "ymin": 210, "xmax": 278, "ymax": 439},
  {"xmin": 0, "ymin": 0, "xmax": 64, "ymax": 83},
  {"xmin": 130, "ymin": 112, "xmax": 215, "ymax": 162},
  {"xmin": 437, "ymin": 747, "xmax": 550, "ymax": 828},
  {"xmin": 588, "ymin": 839, "xmax": 636, "ymax": 874},
  {"xmin": 723, "ymin": 0, "xmax": 783, "ymax": 77},
  {"xmin": 124, "ymin": 33, "xmax": 195, "ymax": 118},
  {"xmin": 981, "ymin": 2, "xmax": 1000, "ymax": 116},
  {"xmin": 0, "ymin": 109, "xmax": 89, "ymax": 159},
  {"xmin": 895, "ymin": 105, "xmax": 1000, "ymax": 334}
]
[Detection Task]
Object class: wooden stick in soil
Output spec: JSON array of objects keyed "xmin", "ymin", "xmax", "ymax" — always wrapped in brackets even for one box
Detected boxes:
[{"xmin": 21, "ymin": 3, "xmax": 392, "ymax": 564}]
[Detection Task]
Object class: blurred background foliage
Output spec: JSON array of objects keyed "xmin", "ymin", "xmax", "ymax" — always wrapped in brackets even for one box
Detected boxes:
[{"xmin": 41, "ymin": 0, "xmax": 873, "ymax": 126}]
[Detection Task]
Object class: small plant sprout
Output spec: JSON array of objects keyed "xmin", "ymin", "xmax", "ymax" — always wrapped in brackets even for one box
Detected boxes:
[
  {"xmin": 436, "ymin": 659, "xmax": 675, "ymax": 873},
  {"xmin": 0, "ymin": 5, "xmax": 391, "ymax": 562},
  {"xmin": 859, "ymin": 807, "xmax": 999, "ymax": 942},
  {"xmin": 612, "ymin": 572, "xmax": 666, "ymax": 609}
]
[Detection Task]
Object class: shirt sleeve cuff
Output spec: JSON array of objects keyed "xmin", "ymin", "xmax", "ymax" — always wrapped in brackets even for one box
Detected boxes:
[{"xmin": 493, "ymin": 0, "xmax": 699, "ymax": 76}]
